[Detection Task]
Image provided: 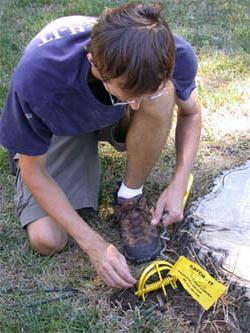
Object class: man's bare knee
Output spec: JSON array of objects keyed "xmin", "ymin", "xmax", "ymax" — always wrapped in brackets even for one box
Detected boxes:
[{"xmin": 27, "ymin": 216, "xmax": 68, "ymax": 255}]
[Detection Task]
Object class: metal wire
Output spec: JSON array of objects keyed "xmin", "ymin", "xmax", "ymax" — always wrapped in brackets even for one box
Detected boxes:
[{"xmin": 159, "ymin": 211, "xmax": 173, "ymax": 261}]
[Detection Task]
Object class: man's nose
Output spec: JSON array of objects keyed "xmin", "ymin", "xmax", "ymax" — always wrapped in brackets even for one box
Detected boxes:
[{"xmin": 129, "ymin": 101, "xmax": 141, "ymax": 111}]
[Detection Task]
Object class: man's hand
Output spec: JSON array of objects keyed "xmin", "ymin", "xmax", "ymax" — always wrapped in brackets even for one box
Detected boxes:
[
  {"xmin": 151, "ymin": 179, "xmax": 186, "ymax": 226},
  {"xmin": 87, "ymin": 238, "xmax": 136, "ymax": 288}
]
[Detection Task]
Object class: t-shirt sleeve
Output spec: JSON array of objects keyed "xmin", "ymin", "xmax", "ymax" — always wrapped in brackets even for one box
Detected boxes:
[
  {"xmin": 172, "ymin": 41, "xmax": 198, "ymax": 101},
  {"xmin": 0, "ymin": 81, "xmax": 53, "ymax": 156}
]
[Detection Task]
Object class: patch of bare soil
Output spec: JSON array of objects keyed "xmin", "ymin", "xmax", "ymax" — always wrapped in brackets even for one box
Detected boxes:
[{"xmin": 109, "ymin": 221, "xmax": 250, "ymax": 333}]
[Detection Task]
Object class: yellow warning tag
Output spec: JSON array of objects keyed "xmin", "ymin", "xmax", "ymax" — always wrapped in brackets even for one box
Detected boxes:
[{"xmin": 169, "ymin": 256, "xmax": 226, "ymax": 310}]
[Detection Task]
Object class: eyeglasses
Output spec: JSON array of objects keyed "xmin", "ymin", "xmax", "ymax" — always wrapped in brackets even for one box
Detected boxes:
[{"xmin": 104, "ymin": 83, "xmax": 167, "ymax": 107}]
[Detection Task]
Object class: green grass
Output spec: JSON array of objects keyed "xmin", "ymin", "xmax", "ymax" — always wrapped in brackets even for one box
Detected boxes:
[{"xmin": 1, "ymin": 0, "xmax": 250, "ymax": 332}]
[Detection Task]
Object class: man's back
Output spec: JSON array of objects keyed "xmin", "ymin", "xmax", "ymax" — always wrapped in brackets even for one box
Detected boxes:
[{"xmin": 0, "ymin": 15, "xmax": 197, "ymax": 157}]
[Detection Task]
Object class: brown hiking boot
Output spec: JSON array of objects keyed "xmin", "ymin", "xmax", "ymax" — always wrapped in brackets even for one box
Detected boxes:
[{"xmin": 115, "ymin": 195, "xmax": 162, "ymax": 263}]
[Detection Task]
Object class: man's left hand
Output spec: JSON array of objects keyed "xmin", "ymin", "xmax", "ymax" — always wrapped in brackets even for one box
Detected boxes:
[{"xmin": 151, "ymin": 179, "xmax": 186, "ymax": 226}]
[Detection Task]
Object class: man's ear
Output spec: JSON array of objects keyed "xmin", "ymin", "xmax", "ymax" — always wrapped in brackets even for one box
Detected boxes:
[
  {"xmin": 87, "ymin": 53, "xmax": 94, "ymax": 65},
  {"xmin": 86, "ymin": 52, "xmax": 103, "ymax": 80}
]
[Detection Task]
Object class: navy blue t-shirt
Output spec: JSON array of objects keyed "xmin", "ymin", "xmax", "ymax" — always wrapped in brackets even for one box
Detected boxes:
[{"xmin": 0, "ymin": 16, "xmax": 198, "ymax": 156}]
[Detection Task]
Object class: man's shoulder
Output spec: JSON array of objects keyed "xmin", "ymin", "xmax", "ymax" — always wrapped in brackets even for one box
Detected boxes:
[
  {"xmin": 23, "ymin": 15, "xmax": 97, "ymax": 62},
  {"xmin": 174, "ymin": 34, "xmax": 197, "ymax": 61},
  {"xmin": 172, "ymin": 34, "xmax": 198, "ymax": 101},
  {"xmin": 173, "ymin": 34, "xmax": 198, "ymax": 77},
  {"xmin": 32, "ymin": 16, "xmax": 97, "ymax": 48}
]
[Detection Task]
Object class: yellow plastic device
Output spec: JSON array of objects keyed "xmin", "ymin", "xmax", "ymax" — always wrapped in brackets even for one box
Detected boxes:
[
  {"xmin": 135, "ymin": 260, "xmax": 177, "ymax": 301},
  {"xmin": 135, "ymin": 173, "xmax": 194, "ymax": 301}
]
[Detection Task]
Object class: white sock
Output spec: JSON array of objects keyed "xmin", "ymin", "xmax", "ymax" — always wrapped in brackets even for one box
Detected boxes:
[{"xmin": 117, "ymin": 181, "xmax": 143, "ymax": 199}]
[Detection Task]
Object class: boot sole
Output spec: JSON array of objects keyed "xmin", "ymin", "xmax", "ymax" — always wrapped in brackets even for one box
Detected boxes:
[{"xmin": 124, "ymin": 239, "xmax": 163, "ymax": 264}]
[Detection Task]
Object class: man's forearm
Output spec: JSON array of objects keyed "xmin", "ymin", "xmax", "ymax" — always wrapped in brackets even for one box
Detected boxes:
[
  {"xmin": 21, "ymin": 168, "xmax": 102, "ymax": 253},
  {"xmin": 174, "ymin": 111, "xmax": 201, "ymax": 188},
  {"xmin": 19, "ymin": 155, "xmax": 136, "ymax": 288}
]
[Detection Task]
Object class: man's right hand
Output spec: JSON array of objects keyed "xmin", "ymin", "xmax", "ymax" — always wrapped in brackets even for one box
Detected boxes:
[{"xmin": 87, "ymin": 238, "xmax": 136, "ymax": 288}]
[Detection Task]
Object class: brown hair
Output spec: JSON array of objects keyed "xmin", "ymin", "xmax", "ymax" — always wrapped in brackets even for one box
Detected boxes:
[{"xmin": 88, "ymin": 2, "xmax": 175, "ymax": 97}]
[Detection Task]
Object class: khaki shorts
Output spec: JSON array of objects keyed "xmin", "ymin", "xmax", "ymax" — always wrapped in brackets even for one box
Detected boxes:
[{"xmin": 15, "ymin": 125, "xmax": 126, "ymax": 228}]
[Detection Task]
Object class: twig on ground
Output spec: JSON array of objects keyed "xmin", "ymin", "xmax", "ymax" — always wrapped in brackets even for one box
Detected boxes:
[{"xmin": 195, "ymin": 309, "xmax": 205, "ymax": 333}]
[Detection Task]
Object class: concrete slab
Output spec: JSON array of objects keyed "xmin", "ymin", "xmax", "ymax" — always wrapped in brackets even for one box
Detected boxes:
[{"xmin": 190, "ymin": 160, "xmax": 250, "ymax": 292}]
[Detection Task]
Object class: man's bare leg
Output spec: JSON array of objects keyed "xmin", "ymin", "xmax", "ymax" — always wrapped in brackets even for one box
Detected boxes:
[
  {"xmin": 115, "ymin": 82, "xmax": 175, "ymax": 263},
  {"xmin": 125, "ymin": 81, "xmax": 175, "ymax": 188},
  {"xmin": 27, "ymin": 216, "xmax": 68, "ymax": 255}
]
